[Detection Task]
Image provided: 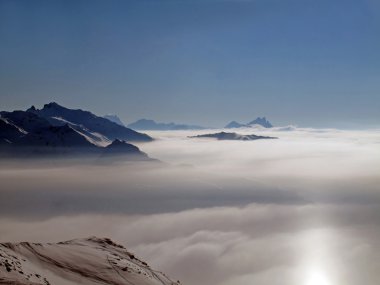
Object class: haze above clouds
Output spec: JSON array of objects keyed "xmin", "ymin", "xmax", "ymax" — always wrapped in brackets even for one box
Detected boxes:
[{"xmin": 1, "ymin": 127, "xmax": 380, "ymax": 285}]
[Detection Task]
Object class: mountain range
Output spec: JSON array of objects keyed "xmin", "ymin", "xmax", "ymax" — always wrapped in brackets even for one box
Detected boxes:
[
  {"xmin": 27, "ymin": 103, "xmax": 152, "ymax": 142},
  {"xmin": 190, "ymin": 131, "xmax": 277, "ymax": 141},
  {"xmin": 127, "ymin": 119, "xmax": 205, "ymax": 131},
  {"xmin": 0, "ymin": 237, "xmax": 179, "ymax": 285},
  {"xmin": 0, "ymin": 103, "xmax": 153, "ymax": 159},
  {"xmin": 225, "ymin": 117, "xmax": 273, "ymax": 128}
]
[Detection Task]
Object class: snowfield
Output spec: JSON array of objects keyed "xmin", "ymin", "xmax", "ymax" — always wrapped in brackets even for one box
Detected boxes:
[{"xmin": 0, "ymin": 237, "xmax": 179, "ymax": 285}]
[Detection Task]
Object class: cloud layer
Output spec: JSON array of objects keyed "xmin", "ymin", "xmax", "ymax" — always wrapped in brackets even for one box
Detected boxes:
[{"xmin": 1, "ymin": 127, "xmax": 379, "ymax": 285}]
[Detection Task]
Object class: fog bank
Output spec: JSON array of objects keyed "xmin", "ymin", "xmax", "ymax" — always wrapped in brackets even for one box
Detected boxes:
[{"xmin": 1, "ymin": 127, "xmax": 379, "ymax": 285}]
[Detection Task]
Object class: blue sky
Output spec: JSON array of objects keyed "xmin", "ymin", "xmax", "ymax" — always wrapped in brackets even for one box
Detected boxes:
[{"xmin": 0, "ymin": 0, "xmax": 379, "ymax": 127}]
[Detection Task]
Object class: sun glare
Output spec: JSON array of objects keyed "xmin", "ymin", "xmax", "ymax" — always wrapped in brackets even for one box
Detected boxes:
[{"xmin": 306, "ymin": 269, "xmax": 331, "ymax": 285}]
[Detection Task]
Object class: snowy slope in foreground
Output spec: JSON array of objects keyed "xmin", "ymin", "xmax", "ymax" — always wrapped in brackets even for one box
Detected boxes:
[{"xmin": 0, "ymin": 237, "xmax": 179, "ymax": 285}]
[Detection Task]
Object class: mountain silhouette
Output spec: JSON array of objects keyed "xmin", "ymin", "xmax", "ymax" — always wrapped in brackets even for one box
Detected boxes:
[
  {"xmin": 128, "ymin": 118, "xmax": 205, "ymax": 130},
  {"xmin": 225, "ymin": 117, "xmax": 273, "ymax": 128}
]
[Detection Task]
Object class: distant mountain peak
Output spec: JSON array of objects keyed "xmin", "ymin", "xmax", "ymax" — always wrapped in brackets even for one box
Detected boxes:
[
  {"xmin": 225, "ymin": 121, "xmax": 246, "ymax": 128},
  {"xmin": 190, "ymin": 131, "xmax": 278, "ymax": 141},
  {"xmin": 43, "ymin": 102, "xmax": 62, "ymax": 109},
  {"xmin": 225, "ymin": 117, "xmax": 273, "ymax": 129},
  {"xmin": 104, "ymin": 114, "xmax": 125, "ymax": 126},
  {"xmin": 27, "ymin": 102, "xmax": 66, "ymax": 113},
  {"xmin": 138, "ymin": 118, "xmax": 155, "ymax": 123},
  {"xmin": 128, "ymin": 118, "xmax": 205, "ymax": 130},
  {"xmin": 248, "ymin": 117, "xmax": 273, "ymax": 128}
]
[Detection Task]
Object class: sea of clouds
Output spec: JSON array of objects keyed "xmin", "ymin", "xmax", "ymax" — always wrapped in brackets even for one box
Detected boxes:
[{"xmin": 1, "ymin": 127, "xmax": 380, "ymax": 285}]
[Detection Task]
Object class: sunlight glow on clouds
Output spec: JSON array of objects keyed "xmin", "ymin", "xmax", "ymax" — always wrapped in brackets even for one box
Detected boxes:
[
  {"xmin": 305, "ymin": 269, "xmax": 330, "ymax": 285},
  {"xmin": 0, "ymin": 127, "xmax": 379, "ymax": 285}
]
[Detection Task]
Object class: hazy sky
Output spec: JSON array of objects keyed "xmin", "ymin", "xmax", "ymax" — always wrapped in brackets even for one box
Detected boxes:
[{"xmin": 0, "ymin": 0, "xmax": 379, "ymax": 127}]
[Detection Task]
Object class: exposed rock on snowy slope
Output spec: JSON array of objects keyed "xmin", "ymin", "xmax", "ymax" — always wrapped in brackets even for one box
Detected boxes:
[
  {"xmin": 0, "ymin": 108, "xmax": 153, "ymax": 160},
  {"xmin": 0, "ymin": 237, "xmax": 180, "ymax": 285},
  {"xmin": 0, "ymin": 111, "xmax": 51, "ymax": 133}
]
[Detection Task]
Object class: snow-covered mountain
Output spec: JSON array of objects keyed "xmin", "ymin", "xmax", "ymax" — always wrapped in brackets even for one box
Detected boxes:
[
  {"xmin": 27, "ymin": 103, "xmax": 152, "ymax": 142},
  {"xmin": 0, "ymin": 117, "xmax": 25, "ymax": 144},
  {"xmin": 190, "ymin": 131, "xmax": 277, "ymax": 141},
  {"xmin": 16, "ymin": 124, "xmax": 98, "ymax": 148},
  {"xmin": 0, "ymin": 108, "xmax": 151, "ymax": 159},
  {"xmin": 225, "ymin": 117, "xmax": 273, "ymax": 129},
  {"xmin": 0, "ymin": 237, "xmax": 179, "ymax": 285},
  {"xmin": 128, "ymin": 119, "xmax": 205, "ymax": 131}
]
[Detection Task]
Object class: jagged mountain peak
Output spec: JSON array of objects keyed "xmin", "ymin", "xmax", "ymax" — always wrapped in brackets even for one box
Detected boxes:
[
  {"xmin": 43, "ymin": 101, "xmax": 61, "ymax": 108},
  {"xmin": 225, "ymin": 117, "xmax": 273, "ymax": 129},
  {"xmin": 26, "ymin": 103, "xmax": 153, "ymax": 142},
  {"xmin": 27, "ymin": 102, "xmax": 65, "ymax": 112},
  {"xmin": 0, "ymin": 105, "xmax": 155, "ymax": 160},
  {"xmin": 27, "ymin": 105, "xmax": 36, "ymax": 112},
  {"xmin": 248, "ymin": 117, "xmax": 273, "ymax": 128}
]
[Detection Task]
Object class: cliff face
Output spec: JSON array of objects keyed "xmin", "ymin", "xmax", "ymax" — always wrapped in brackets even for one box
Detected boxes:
[{"xmin": 0, "ymin": 237, "xmax": 180, "ymax": 285}]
